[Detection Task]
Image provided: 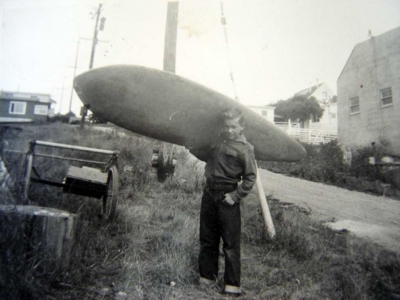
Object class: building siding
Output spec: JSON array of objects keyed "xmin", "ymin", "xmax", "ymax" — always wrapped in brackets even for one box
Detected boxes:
[
  {"xmin": 1, "ymin": 91, "xmax": 54, "ymax": 122},
  {"xmin": 247, "ymin": 106, "xmax": 275, "ymax": 123},
  {"xmin": 294, "ymin": 82, "xmax": 337, "ymax": 131},
  {"xmin": 1, "ymin": 99, "xmax": 48, "ymax": 121},
  {"xmin": 337, "ymin": 27, "xmax": 400, "ymax": 156}
]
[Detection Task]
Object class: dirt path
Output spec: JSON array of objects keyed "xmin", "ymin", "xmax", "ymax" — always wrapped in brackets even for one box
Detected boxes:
[{"xmin": 259, "ymin": 169, "xmax": 400, "ymax": 253}]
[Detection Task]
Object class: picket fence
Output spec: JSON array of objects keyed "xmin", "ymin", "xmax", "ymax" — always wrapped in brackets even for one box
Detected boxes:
[{"xmin": 274, "ymin": 121, "xmax": 337, "ymax": 144}]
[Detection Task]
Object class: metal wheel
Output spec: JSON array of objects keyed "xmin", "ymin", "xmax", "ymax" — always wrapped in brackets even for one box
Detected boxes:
[{"xmin": 102, "ymin": 165, "xmax": 119, "ymax": 222}]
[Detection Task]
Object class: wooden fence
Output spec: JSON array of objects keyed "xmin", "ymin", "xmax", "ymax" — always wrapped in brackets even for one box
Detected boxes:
[{"xmin": 274, "ymin": 121, "xmax": 337, "ymax": 144}]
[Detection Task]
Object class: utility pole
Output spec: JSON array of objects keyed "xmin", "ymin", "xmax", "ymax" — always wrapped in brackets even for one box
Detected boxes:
[
  {"xmin": 163, "ymin": 0, "xmax": 179, "ymax": 73},
  {"xmin": 89, "ymin": 3, "xmax": 103, "ymax": 70},
  {"xmin": 68, "ymin": 40, "xmax": 80, "ymax": 121},
  {"xmin": 152, "ymin": 0, "xmax": 180, "ymax": 181},
  {"xmin": 60, "ymin": 77, "xmax": 66, "ymax": 114},
  {"xmin": 81, "ymin": 3, "xmax": 104, "ymax": 128},
  {"xmin": 52, "ymin": 77, "xmax": 68, "ymax": 114}
]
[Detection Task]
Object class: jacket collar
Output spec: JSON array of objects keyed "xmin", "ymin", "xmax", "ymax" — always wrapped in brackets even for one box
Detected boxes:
[
  {"xmin": 234, "ymin": 134, "xmax": 247, "ymax": 144},
  {"xmin": 218, "ymin": 133, "xmax": 247, "ymax": 144}
]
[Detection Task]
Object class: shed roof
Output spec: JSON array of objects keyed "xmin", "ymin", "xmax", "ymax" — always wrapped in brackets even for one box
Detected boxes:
[{"xmin": 0, "ymin": 90, "xmax": 56, "ymax": 103}]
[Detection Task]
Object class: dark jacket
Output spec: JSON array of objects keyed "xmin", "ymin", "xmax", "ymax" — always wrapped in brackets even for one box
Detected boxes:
[{"xmin": 190, "ymin": 134, "xmax": 257, "ymax": 200}]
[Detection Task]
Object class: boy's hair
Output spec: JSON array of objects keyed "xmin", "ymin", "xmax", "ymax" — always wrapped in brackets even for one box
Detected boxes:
[{"xmin": 221, "ymin": 107, "xmax": 245, "ymax": 126}]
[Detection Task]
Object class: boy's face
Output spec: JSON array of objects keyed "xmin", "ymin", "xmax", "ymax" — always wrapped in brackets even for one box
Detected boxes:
[{"xmin": 222, "ymin": 117, "xmax": 244, "ymax": 140}]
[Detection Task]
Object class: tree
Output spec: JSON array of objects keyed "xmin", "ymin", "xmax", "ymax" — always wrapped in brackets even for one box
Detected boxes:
[{"xmin": 273, "ymin": 95, "xmax": 324, "ymax": 123}]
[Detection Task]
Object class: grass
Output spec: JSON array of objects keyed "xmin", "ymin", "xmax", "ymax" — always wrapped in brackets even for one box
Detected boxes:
[{"xmin": 1, "ymin": 123, "xmax": 399, "ymax": 299}]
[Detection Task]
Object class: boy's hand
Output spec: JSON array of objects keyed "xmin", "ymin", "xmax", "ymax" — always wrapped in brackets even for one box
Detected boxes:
[{"xmin": 223, "ymin": 193, "xmax": 238, "ymax": 206}]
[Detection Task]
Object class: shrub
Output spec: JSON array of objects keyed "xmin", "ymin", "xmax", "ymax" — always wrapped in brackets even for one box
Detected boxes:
[
  {"xmin": 349, "ymin": 145, "xmax": 386, "ymax": 181},
  {"xmin": 260, "ymin": 140, "xmax": 348, "ymax": 184},
  {"xmin": 259, "ymin": 141, "xmax": 399, "ymax": 198}
]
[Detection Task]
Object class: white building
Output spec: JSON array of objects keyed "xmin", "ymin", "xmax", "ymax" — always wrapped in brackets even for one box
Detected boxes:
[
  {"xmin": 293, "ymin": 82, "xmax": 337, "ymax": 131},
  {"xmin": 246, "ymin": 105, "xmax": 275, "ymax": 123},
  {"xmin": 337, "ymin": 27, "xmax": 400, "ymax": 156}
]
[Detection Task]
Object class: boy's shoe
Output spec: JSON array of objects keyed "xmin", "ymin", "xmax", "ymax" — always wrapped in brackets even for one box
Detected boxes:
[
  {"xmin": 224, "ymin": 285, "xmax": 241, "ymax": 295},
  {"xmin": 199, "ymin": 277, "xmax": 215, "ymax": 287}
]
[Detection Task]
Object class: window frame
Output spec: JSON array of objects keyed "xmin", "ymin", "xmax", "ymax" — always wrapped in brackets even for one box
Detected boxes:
[
  {"xmin": 380, "ymin": 87, "xmax": 393, "ymax": 108},
  {"xmin": 322, "ymin": 91, "xmax": 328, "ymax": 101},
  {"xmin": 9, "ymin": 101, "xmax": 27, "ymax": 115},
  {"xmin": 34, "ymin": 104, "xmax": 49, "ymax": 115},
  {"xmin": 349, "ymin": 96, "xmax": 360, "ymax": 115},
  {"xmin": 261, "ymin": 110, "xmax": 268, "ymax": 117}
]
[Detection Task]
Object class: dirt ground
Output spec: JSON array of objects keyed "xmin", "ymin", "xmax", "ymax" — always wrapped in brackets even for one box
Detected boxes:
[{"xmin": 259, "ymin": 169, "xmax": 400, "ymax": 253}]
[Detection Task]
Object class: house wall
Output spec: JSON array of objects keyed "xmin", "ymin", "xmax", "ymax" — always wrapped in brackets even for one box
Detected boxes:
[
  {"xmin": 247, "ymin": 106, "xmax": 275, "ymax": 123},
  {"xmin": 311, "ymin": 83, "xmax": 335, "ymax": 103},
  {"xmin": 311, "ymin": 83, "xmax": 337, "ymax": 131},
  {"xmin": 337, "ymin": 28, "xmax": 400, "ymax": 156},
  {"xmin": 1, "ymin": 99, "xmax": 48, "ymax": 121},
  {"xmin": 319, "ymin": 102, "xmax": 338, "ymax": 131}
]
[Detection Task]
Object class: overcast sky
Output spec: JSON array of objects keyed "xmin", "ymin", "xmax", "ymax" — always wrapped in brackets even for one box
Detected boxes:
[{"xmin": 1, "ymin": 0, "xmax": 399, "ymax": 115}]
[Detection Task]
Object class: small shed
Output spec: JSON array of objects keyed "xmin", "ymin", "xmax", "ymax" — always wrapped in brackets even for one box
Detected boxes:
[
  {"xmin": 0, "ymin": 91, "xmax": 56, "ymax": 123},
  {"xmin": 247, "ymin": 105, "xmax": 275, "ymax": 123}
]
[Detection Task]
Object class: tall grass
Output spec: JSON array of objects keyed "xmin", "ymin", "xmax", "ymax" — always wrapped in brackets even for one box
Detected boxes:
[{"xmin": 1, "ymin": 123, "xmax": 399, "ymax": 299}]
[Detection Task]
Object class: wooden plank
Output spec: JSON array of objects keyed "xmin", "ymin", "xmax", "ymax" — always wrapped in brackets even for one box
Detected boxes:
[{"xmin": 66, "ymin": 166, "xmax": 107, "ymax": 184}]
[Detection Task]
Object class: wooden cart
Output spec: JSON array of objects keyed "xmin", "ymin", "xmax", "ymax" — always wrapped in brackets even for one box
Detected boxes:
[{"xmin": 23, "ymin": 140, "xmax": 119, "ymax": 222}]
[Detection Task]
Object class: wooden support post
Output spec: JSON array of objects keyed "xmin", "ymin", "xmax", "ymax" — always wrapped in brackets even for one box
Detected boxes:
[
  {"xmin": 0, "ymin": 205, "xmax": 77, "ymax": 270},
  {"xmin": 254, "ymin": 161, "xmax": 276, "ymax": 239},
  {"xmin": 22, "ymin": 153, "xmax": 33, "ymax": 204}
]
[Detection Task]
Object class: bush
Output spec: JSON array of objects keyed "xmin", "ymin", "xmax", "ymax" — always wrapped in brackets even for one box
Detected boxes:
[
  {"xmin": 349, "ymin": 145, "xmax": 386, "ymax": 181},
  {"xmin": 259, "ymin": 141, "xmax": 398, "ymax": 198},
  {"xmin": 260, "ymin": 140, "xmax": 347, "ymax": 184}
]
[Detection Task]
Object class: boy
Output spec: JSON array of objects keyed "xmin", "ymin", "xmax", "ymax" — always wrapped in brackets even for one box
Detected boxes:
[{"xmin": 190, "ymin": 107, "xmax": 257, "ymax": 295}]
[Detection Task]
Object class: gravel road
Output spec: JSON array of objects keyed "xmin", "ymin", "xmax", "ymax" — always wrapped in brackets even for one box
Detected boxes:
[{"xmin": 259, "ymin": 169, "xmax": 400, "ymax": 253}]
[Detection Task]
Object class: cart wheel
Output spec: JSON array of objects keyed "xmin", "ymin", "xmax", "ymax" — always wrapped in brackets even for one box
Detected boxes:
[{"xmin": 102, "ymin": 165, "xmax": 119, "ymax": 222}]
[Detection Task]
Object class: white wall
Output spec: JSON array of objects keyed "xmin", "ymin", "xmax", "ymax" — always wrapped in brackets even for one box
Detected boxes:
[
  {"xmin": 337, "ymin": 28, "xmax": 400, "ymax": 156},
  {"xmin": 247, "ymin": 106, "xmax": 275, "ymax": 123}
]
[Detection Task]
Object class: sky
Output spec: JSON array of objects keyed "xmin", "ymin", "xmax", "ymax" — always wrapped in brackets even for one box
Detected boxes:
[{"xmin": 0, "ymin": 0, "xmax": 399, "ymax": 115}]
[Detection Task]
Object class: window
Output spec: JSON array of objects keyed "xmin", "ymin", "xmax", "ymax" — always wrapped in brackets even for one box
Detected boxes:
[
  {"xmin": 261, "ymin": 110, "xmax": 268, "ymax": 117},
  {"xmin": 34, "ymin": 105, "xmax": 48, "ymax": 115},
  {"xmin": 380, "ymin": 87, "xmax": 393, "ymax": 107},
  {"xmin": 9, "ymin": 101, "xmax": 26, "ymax": 115},
  {"xmin": 349, "ymin": 97, "xmax": 360, "ymax": 114}
]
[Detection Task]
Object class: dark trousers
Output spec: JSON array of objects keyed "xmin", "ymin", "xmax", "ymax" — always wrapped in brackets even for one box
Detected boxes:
[{"xmin": 198, "ymin": 186, "xmax": 241, "ymax": 287}]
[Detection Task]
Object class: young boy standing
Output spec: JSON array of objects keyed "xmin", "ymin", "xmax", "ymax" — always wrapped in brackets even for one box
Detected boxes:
[{"xmin": 190, "ymin": 107, "xmax": 257, "ymax": 295}]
